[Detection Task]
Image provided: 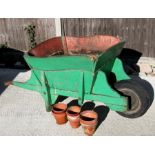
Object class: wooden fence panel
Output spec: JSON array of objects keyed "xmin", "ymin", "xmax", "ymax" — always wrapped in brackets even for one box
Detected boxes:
[
  {"xmin": 61, "ymin": 18, "xmax": 155, "ymax": 57},
  {"xmin": 0, "ymin": 18, "xmax": 56, "ymax": 51}
]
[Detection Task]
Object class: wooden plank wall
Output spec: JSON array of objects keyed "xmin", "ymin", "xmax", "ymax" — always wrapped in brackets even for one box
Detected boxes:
[
  {"xmin": 61, "ymin": 18, "xmax": 155, "ymax": 57},
  {"xmin": 0, "ymin": 18, "xmax": 56, "ymax": 51}
]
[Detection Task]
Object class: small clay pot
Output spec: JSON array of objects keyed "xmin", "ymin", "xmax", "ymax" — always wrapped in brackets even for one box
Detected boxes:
[
  {"xmin": 52, "ymin": 103, "xmax": 67, "ymax": 125},
  {"xmin": 66, "ymin": 106, "xmax": 81, "ymax": 128},
  {"xmin": 80, "ymin": 110, "xmax": 98, "ymax": 136}
]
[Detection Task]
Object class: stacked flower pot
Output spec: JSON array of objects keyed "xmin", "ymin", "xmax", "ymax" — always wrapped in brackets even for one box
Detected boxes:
[{"xmin": 51, "ymin": 102, "xmax": 98, "ymax": 136}]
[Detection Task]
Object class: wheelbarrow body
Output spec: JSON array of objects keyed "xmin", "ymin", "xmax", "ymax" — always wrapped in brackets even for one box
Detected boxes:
[{"xmin": 11, "ymin": 35, "xmax": 131, "ymax": 112}]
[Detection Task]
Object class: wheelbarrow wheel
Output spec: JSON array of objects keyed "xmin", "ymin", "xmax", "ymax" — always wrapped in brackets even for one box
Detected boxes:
[
  {"xmin": 114, "ymin": 80, "xmax": 150, "ymax": 118},
  {"xmin": 129, "ymin": 75, "xmax": 154, "ymax": 105}
]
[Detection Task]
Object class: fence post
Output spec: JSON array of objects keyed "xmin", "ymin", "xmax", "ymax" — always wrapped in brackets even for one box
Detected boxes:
[{"xmin": 55, "ymin": 18, "xmax": 61, "ymax": 36}]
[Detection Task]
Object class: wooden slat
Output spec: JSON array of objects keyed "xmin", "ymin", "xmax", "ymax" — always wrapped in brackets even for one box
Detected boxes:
[{"xmin": 0, "ymin": 18, "xmax": 56, "ymax": 51}]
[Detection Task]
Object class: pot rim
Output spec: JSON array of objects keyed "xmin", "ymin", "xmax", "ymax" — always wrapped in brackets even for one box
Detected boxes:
[
  {"xmin": 52, "ymin": 102, "xmax": 67, "ymax": 113},
  {"xmin": 80, "ymin": 110, "xmax": 98, "ymax": 125},
  {"xmin": 66, "ymin": 105, "xmax": 81, "ymax": 116}
]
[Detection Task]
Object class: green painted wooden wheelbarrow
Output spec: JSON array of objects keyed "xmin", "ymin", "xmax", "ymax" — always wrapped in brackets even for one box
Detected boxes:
[{"xmin": 7, "ymin": 35, "xmax": 150, "ymax": 118}]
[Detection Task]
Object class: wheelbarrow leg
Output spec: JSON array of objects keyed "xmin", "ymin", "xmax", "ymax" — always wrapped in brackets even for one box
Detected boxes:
[
  {"xmin": 78, "ymin": 72, "xmax": 84, "ymax": 106},
  {"xmin": 41, "ymin": 92, "xmax": 52, "ymax": 112},
  {"xmin": 40, "ymin": 71, "xmax": 52, "ymax": 112}
]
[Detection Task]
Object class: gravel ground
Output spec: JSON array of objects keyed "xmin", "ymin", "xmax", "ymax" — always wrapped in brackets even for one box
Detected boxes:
[{"xmin": 0, "ymin": 69, "xmax": 155, "ymax": 136}]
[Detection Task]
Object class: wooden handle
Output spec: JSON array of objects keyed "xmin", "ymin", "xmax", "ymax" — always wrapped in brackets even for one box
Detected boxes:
[{"xmin": 5, "ymin": 81, "xmax": 13, "ymax": 86}]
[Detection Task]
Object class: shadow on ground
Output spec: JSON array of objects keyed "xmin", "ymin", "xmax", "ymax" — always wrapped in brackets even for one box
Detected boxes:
[
  {"xmin": 119, "ymin": 48, "xmax": 142, "ymax": 74},
  {"xmin": 94, "ymin": 105, "xmax": 110, "ymax": 130},
  {"xmin": 0, "ymin": 69, "xmax": 28, "ymax": 95},
  {"xmin": 56, "ymin": 95, "xmax": 68, "ymax": 103},
  {"xmin": 0, "ymin": 47, "xmax": 30, "ymax": 95},
  {"xmin": 0, "ymin": 47, "xmax": 29, "ymax": 69}
]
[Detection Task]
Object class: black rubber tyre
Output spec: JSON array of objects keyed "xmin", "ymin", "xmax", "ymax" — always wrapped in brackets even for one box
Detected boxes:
[
  {"xmin": 114, "ymin": 80, "xmax": 150, "ymax": 118},
  {"xmin": 129, "ymin": 75, "xmax": 154, "ymax": 104}
]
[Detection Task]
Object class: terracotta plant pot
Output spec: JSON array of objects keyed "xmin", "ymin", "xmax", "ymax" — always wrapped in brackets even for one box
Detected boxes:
[
  {"xmin": 51, "ymin": 103, "xmax": 67, "ymax": 125},
  {"xmin": 66, "ymin": 106, "xmax": 81, "ymax": 128},
  {"xmin": 80, "ymin": 110, "xmax": 98, "ymax": 136}
]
